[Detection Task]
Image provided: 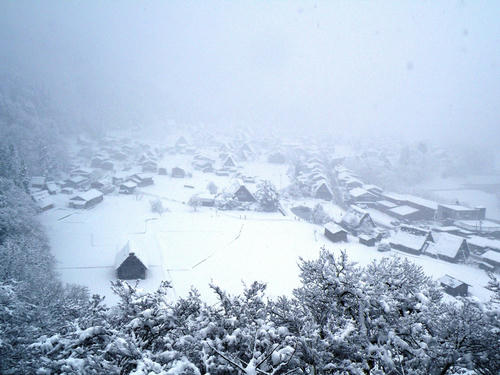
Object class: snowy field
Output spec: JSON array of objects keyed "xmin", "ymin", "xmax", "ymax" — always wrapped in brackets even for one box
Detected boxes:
[{"xmin": 40, "ymin": 157, "xmax": 494, "ymax": 305}]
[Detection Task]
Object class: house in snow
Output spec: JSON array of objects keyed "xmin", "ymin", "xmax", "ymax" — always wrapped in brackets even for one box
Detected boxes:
[
  {"xmin": 232, "ymin": 184, "xmax": 256, "ymax": 202},
  {"xmin": 31, "ymin": 190, "xmax": 54, "ymax": 212},
  {"xmin": 223, "ymin": 155, "xmax": 237, "ymax": 168},
  {"xmin": 64, "ymin": 175, "xmax": 88, "ymax": 190},
  {"xmin": 171, "ymin": 167, "xmax": 186, "ymax": 178},
  {"xmin": 359, "ymin": 234, "xmax": 378, "ymax": 247},
  {"xmin": 313, "ymin": 181, "xmax": 333, "ymax": 200},
  {"xmin": 130, "ymin": 173, "xmax": 154, "ymax": 187},
  {"xmin": 348, "ymin": 187, "xmax": 377, "ymax": 203},
  {"xmin": 389, "ymin": 230, "xmax": 430, "ymax": 255},
  {"xmin": 69, "ymin": 189, "xmax": 103, "ymax": 209},
  {"xmin": 425, "ymin": 233, "xmax": 469, "ymax": 263},
  {"xmin": 339, "ymin": 207, "xmax": 376, "ymax": 235},
  {"xmin": 480, "ymin": 250, "xmax": 500, "ymax": 272},
  {"xmin": 438, "ymin": 275, "xmax": 469, "ymax": 297},
  {"xmin": 119, "ymin": 181, "xmax": 137, "ymax": 194},
  {"xmin": 141, "ymin": 160, "xmax": 158, "ymax": 173},
  {"xmin": 436, "ymin": 204, "xmax": 486, "ymax": 222},
  {"xmin": 387, "ymin": 205, "xmax": 423, "ymax": 222},
  {"xmin": 324, "ymin": 223, "xmax": 348, "ymax": 243},
  {"xmin": 31, "ymin": 176, "xmax": 47, "ymax": 190},
  {"xmin": 115, "ymin": 241, "xmax": 148, "ymax": 280}
]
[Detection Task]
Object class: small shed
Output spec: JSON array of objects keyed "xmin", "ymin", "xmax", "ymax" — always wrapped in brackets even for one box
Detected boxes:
[
  {"xmin": 172, "ymin": 167, "xmax": 186, "ymax": 178},
  {"xmin": 115, "ymin": 241, "xmax": 148, "ymax": 280},
  {"xmin": 119, "ymin": 181, "xmax": 137, "ymax": 194},
  {"xmin": 324, "ymin": 222, "xmax": 348, "ymax": 243},
  {"xmin": 69, "ymin": 189, "xmax": 103, "ymax": 209},
  {"xmin": 438, "ymin": 275, "xmax": 469, "ymax": 297},
  {"xmin": 158, "ymin": 167, "xmax": 168, "ymax": 175},
  {"xmin": 359, "ymin": 234, "xmax": 377, "ymax": 247}
]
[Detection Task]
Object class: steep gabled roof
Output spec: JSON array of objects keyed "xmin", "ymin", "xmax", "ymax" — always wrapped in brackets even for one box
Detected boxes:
[{"xmin": 114, "ymin": 240, "xmax": 149, "ymax": 270}]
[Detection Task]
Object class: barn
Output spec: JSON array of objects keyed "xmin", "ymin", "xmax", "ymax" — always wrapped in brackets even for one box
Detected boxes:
[
  {"xmin": 313, "ymin": 181, "xmax": 333, "ymax": 200},
  {"xmin": 339, "ymin": 208, "xmax": 376, "ymax": 235},
  {"xmin": 438, "ymin": 275, "xmax": 469, "ymax": 297},
  {"xmin": 436, "ymin": 204, "xmax": 486, "ymax": 221},
  {"xmin": 389, "ymin": 231, "xmax": 429, "ymax": 255},
  {"xmin": 115, "ymin": 241, "xmax": 148, "ymax": 280},
  {"xmin": 233, "ymin": 184, "xmax": 256, "ymax": 202},
  {"xmin": 172, "ymin": 167, "xmax": 186, "ymax": 178},
  {"xmin": 69, "ymin": 189, "xmax": 103, "ymax": 209},
  {"xmin": 324, "ymin": 223, "xmax": 348, "ymax": 243},
  {"xmin": 119, "ymin": 181, "xmax": 137, "ymax": 194},
  {"xmin": 425, "ymin": 233, "xmax": 470, "ymax": 263}
]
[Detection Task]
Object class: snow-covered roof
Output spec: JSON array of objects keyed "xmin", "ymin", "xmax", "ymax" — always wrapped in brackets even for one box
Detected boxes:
[
  {"xmin": 481, "ymin": 250, "xmax": 500, "ymax": 264},
  {"xmin": 389, "ymin": 231, "xmax": 427, "ymax": 251},
  {"xmin": 426, "ymin": 233, "xmax": 466, "ymax": 259},
  {"xmin": 340, "ymin": 208, "xmax": 371, "ymax": 228},
  {"xmin": 324, "ymin": 222, "xmax": 346, "ymax": 234},
  {"xmin": 114, "ymin": 240, "xmax": 149, "ymax": 270},
  {"xmin": 121, "ymin": 181, "xmax": 137, "ymax": 189},
  {"xmin": 389, "ymin": 205, "xmax": 419, "ymax": 217},
  {"xmin": 402, "ymin": 195, "xmax": 438, "ymax": 210},
  {"xmin": 349, "ymin": 187, "xmax": 372, "ymax": 198},
  {"xmin": 70, "ymin": 189, "xmax": 103, "ymax": 202},
  {"xmin": 31, "ymin": 176, "xmax": 46, "ymax": 186},
  {"xmin": 381, "ymin": 192, "xmax": 406, "ymax": 202},
  {"xmin": 378, "ymin": 200, "xmax": 397, "ymax": 209},
  {"xmin": 68, "ymin": 175, "xmax": 88, "ymax": 184},
  {"xmin": 438, "ymin": 274, "xmax": 467, "ymax": 288},
  {"xmin": 467, "ymin": 236, "xmax": 500, "ymax": 250},
  {"xmin": 439, "ymin": 204, "xmax": 476, "ymax": 212}
]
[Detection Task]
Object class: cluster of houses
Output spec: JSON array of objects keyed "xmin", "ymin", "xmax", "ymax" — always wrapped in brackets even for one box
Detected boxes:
[{"xmin": 294, "ymin": 157, "xmax": 335, "ymax": 200}]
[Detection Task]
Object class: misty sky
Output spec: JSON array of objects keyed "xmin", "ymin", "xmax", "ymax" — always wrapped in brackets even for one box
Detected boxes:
[{"xmin": 1, "ymin": 1, "xmax": 499, "ymax": 143}]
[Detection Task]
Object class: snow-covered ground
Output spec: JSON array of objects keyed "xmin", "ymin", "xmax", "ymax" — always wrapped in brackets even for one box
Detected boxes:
[{"xmin": 40, "ymin": 154, "xmax": 494, "ymax": 305}]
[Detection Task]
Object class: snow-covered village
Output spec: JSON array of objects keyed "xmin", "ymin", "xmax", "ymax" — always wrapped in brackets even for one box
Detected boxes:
[{"xmin": 1, "ymin": 2, "xmax": 499, "ymax": 375}]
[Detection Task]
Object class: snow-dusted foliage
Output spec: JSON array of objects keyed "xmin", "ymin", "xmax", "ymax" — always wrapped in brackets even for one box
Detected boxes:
[
  {"xmin": 150, "ymin": 198, "xmax": 166, "ymax": 215},
  {"xmin": 255, "ymin": 180, "xmax": 280, "ymax": 212},
  {"xmin": 17, "ymin": 251, "xmax": 499, "ymax": 375}
]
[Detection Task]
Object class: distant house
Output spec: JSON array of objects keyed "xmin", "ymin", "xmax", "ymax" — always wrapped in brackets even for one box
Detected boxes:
[
  {"xmin": 171, "ymin": 167, "xmax": 186, "ymax": 178},
  {"xmin": 175, "ymin": 136, "xmax": 188, "ymax": 148},
  {"xmin": 189, "ymin": 194, "xmax": 216, "ymax": 207},
  {"xmin": 339, "ymin": 208, "xmax": 376, "ymax": 235},
  {"xmin": 158, "ymin": 167, "xmax": 168, "ymax": 175},
  {"xmin": 400, "ymin": 225, "xmax": 434, "ymax": 241},
  {"xmin": 268, "ymin": 152, "xmax": 286, "ymax": 164},
  {"xmin": 348, "ymin": 187, "xmax": 377, "ymax": 203},
  {"xmin": 359, "ymin": 234, "xmax": 377, "ymax": 247},
  {"xmin": 387, "ymin": 205, "xmax": 423, "ymax": 222},
  {"xmin": 377, "ymin": 200, "xmax": 398, "ymax": 212},
  {"xmin": 467, "ymin": 235, "xmax": 500, "ymax": 255},
  {"xmin": 223, "ymin": 155, "xmax": 237, "ymax": 168},
  {"xmin": 480, "ymin": 250, "xmax": 500, "ymax": 271},
  {"xmin": 31, "ymin": 190, "xmax": 54, "ymax": 212},
  {"xmin": 233, "ymin": 184, "xmax": 256, "ymax": 202},
  {"xmin": 313, "ymin": 181, "xmax": 333, "ymax": 200},
  {"xmin": 379, "ymin": 192, "xmax": 407, "ymax": 206},
  {"xmin": 215, "ymin": 169, "xmax": 230, "ymax": 176},
  {"xmin": 119, "ymin": 181, "xmax": 137, "ymax": 194},
  {"xmin": 46, "ymin": 182, "xmax": 58, "ymax": 195},
  {"xmin": 363, "ymin": 184, "xmax": 383, "ymax": 195},
  {"xmin": 438, "ymin": 275, "xmax": 469, "ymax": 297},
  {"xmin": 112, "ymin": 172, "xmax": 130, "ymax": 186},
  {"xmin": 31, "ymin": 176, "xmax": 47, "ymax": 190},
  {"xmin": 324, "ymin": 223, "xmax": 348, "ymax": 243},
  {"xmin": 64, "ymin": 175, "xmax": 89, "ymax": 190},
  {"xmin": 69, "ymin": 189, "xmax": 103, "ymax": 209},
  {"xmin": 291, "ymin": 205, "xmax": 313, "ymax": 221},
  {"xmin": 436, "ymin": 204, "xmax": 486, "ymax": 221},
  {"xmin": 425, "ymin": 233, "xmax": 469, "ymax": 263},
  {"xmin": 130, "ymin": 173, "xmax": 154, "ymax": 187},
  {"xmin": 115, "ymin": 241, "xmax": 148, "ymax": 280},
  {"xmin": 141, "ymin": 160, "xmax": 158, "ymax": 173},
  {"xmin": 389, "ymin": 231, "xmax": 429, "ymax": 255},
  {"xmin": 403, "ymin": 195, "xmax": 438, "ymax": 220}
]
